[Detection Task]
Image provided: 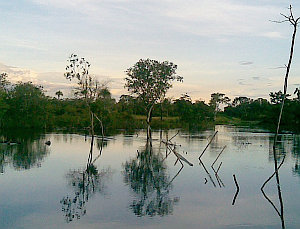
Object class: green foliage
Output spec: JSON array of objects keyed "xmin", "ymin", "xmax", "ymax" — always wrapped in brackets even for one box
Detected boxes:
[
  {"xmin": 5, "ymin": 82, "xmax": 47, "ymax": 128},
  {"xmin": 224, "ymin": 94, "xmax": 300, "ymax": 132},
  {"xmin": 269, "ymin": 90, "xmax": 291, "ymax": 104},
  {"xmin": 125, "ymin": 59, "xmax": 183, "ymax": 127},
  {"xmin": 125, "ymin": 59, "xmax": 183, "ymax": 107},
  {"xmin": 2, "ymin": 71, "xmax": 298, "ymax": 133},
  {"xmin": 0, "ymin": 73, "xmax": 9, "ymax": 90},
  {"xmin": 174, "ymin": 94, "xmax": 214, "ymax": 129}
]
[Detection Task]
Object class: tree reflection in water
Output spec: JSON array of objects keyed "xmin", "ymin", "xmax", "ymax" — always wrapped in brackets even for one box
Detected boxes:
[
  {"xmin": 291, "ymin": 135, "xmax": 300, "ymax": 176},
  {"xmin": 123, "ymin": 141, "xmax": 179, "ymax": 217},
  {"xmin": 0, "ymin": 130, "xmax": 49, "ymax": 173},
  {"xmin": 60, "ymin": 137, "xmax": 112, "ymax": 222}
]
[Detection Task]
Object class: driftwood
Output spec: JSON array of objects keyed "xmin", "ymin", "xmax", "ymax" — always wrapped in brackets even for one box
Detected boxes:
[
  {"xmin": 211, "ymin": 145, "xmax": 226, "ymax": 168},
  {"xmin": 162, "ymin": 137, "xmax": 193, "ymax": 167},
  {"xmin": 199, "ymin": 131, "xmax": 218, "ymax": 159},
  {"xmin": 173, "ymin": 149, "xmax": 193, "ymax": 166},
  {"xmin": 166, "ymin": 144, "xmax": 193, "ymax": 167}
]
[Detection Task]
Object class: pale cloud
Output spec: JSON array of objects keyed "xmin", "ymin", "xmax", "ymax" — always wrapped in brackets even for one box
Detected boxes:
[
  {"xmin": 240, "ymin": 61, "xmax": 254, "ymax": 65},
  {"xmin": 262, "ymin": 31, "xmax": 285, "ymax": 39},
  {"xmin": 164, "ymin": 0, "xmax": 281, "ymax": 37},
  {"xmin": 0, "ymin": 63, "xmax": 38, "ymax": 83},
  {"xmin": 30, "ymin": 0, "xmax": 285, "ymax": 38}
]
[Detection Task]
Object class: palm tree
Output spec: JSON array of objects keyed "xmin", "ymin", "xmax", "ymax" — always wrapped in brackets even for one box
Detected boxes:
[{"xmin": 55, "ymin": 90, "xmax": 63, "ymax": 100}]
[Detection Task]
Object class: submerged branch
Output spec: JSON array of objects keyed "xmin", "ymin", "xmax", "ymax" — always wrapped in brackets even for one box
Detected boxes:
[
  {"xmin": 211, "ymin": 145, "xmax": 226, "ymax": 169},
  {"xmin": 232, "ymin": 174, "xmax": 239, "ymax": 205},
  {"xmin": 199, "ymin": 131, "xmax": 218, "ymax": 159}
]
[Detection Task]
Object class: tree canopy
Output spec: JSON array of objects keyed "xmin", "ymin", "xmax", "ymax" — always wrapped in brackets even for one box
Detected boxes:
[{"xmin": 125, "ymin": 59, "xmax": 183, "ymax": 107}]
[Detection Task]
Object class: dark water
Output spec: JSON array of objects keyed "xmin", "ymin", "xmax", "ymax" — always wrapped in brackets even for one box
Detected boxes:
[{"xmin": 0, "ymin": 125, "xmax": 300, "ymax": 229}]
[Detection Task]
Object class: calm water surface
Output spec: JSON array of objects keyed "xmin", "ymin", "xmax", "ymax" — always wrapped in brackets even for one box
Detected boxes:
[{"xmin": 0, "ymin": 125, "xmax": 300, "ymax": 229}]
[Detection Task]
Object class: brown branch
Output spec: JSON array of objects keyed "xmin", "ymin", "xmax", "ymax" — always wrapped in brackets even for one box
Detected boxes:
[
  {"xmin": 211, "ymin": 145, "xmax": 226, "ymax": 169},
  {"xmin": 169, "ymin": 130, "xmax": 179, "ymax": 141},
  {"xmin": 199, "ymin": 131, "xmax": 218, "ymax": 159}
]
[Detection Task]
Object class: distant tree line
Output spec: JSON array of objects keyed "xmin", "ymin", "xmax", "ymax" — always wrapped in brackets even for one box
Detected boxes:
[
  {"xmin": 1, "ymin": 71, "xmax": 299, "ymax": 132},
  {"xmin": 223, "ymin": 90, "xmax": 300, "ymax": 132}
]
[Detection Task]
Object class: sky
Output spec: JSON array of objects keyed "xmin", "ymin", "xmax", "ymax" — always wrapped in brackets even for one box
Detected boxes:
[{"xmin": 1, "ymin": 0, "xmax": 300, "ymax": 102}]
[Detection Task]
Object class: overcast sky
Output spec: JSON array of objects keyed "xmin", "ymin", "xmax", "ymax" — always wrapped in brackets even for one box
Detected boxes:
[{"xmin": 1, "ymin": 0, "xmax": 300, "ymax": 101}]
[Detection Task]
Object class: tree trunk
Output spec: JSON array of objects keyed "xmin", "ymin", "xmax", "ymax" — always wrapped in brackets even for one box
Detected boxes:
[{"xmin": 146, "ymin": 104, "xmax": 154, "ymax": 140}]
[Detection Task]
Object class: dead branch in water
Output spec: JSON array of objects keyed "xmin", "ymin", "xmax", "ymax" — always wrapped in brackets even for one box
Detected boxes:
[
  {"xmin": 199, "ymin": 160, "xmax": 216, "ymax": 187},
  {"xmin": 169, "ymin": 131, "xmax": 180, "ymax": 141},
  {"xmin": 211, "ymin": 145, "xmax": 226, "ymax": 169},
  {"xmin": 199, "ymin": 131, "xmax": 218, "ymax": 159}
]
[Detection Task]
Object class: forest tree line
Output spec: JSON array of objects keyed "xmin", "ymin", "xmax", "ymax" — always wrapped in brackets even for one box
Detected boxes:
[{"xmin": 1, "ymin": 72, "xmax": 300, "ymax": 133}]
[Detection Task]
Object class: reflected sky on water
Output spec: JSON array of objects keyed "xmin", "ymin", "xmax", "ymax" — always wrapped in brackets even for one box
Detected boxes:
[{"xmin": 0, "ymin": 125, "xmax": 300, "ymax": 229}]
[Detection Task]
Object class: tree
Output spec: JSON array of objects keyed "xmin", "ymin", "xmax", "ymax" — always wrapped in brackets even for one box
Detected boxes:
[
  {"xmin": 0, "ymin": 73, "xmax": 9, "ymax": 90},
  {"xmin": 55, "ymin": 90, "xmax": 63, "ymax": 100},
  {"xmin": 262, "ymin": 6, "xmax": 300, "ymax": 228},
  {"xmin": 209, "ymin": 92, "xmax": 231, "ymax": 120},
  {"xmin": 6, "ymin": 82, "xmax": 46, "ymax": 128},
  {"xmin": 232, "ymin": 96, "xmax": 252, "ymax": 107},
  {"xmin": 0, "ymin": 73, "xmax": 9, "ymax": 127},
  {"xmin": 269, "ymin": 90, "xmax": 290, "ymax": 104},
  {"xmin": 125, "ymin": 59, "xmax": 182, "ymax": 137},
  {"xmin": 64, "ymin": 54, "xmax": 105, "ymax": 151}
]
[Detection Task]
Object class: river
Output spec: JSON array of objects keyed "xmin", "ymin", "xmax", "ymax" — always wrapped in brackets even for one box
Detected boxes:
[{"xmin": 0, "ymin": 125, "xmax": 299, "ymax": 229}]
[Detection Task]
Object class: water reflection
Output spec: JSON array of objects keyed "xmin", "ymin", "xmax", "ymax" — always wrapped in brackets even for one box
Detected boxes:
[
  {"xmin": 0, "ymin": 130, "xmax": 49, "ymax": 173},
  {"xmin": 60, "ymin": 136, "xmax": 112, "ymax": 222},
  {"xmin": 123, "ymin": 141, "xmax": 179, "ymax": 217},
  {"xmin": 291, "ymin": 135, "xmax": 300, "ymax": 176}
]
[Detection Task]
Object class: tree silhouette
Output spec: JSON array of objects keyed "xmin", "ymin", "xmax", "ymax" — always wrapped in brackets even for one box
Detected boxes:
[
  {"xmin": 209, "ymin": 92, "xmax": 230, "ymax": 120},
  {"xmin": 55, "ymin": 90, "xmax": 63, "ymax": 100},
  {"xmin": 125, "ymin": 59, "xmax": 182, "ymax": 138}
]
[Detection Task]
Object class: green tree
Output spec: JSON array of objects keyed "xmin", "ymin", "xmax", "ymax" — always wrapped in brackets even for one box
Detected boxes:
[
  {"xmin": 209, "ymin": 92, "xmax": 231, "ymax": 120},
  {"xmin": 269, "ymin": 90, "xmax": 290, "ymax": 104},
  {"xmin": 125, "ymin": 59, "xmax": 182, "ymax": 137},
  {"xmin": 0, "ymin": 73, "xmax": 9, "ymax": 89},
  {"xmin": 6, "ymin": 82, "xmax": 46, "ymax": 128},
  {"xmin": 232, "ymin": 96, "xmax": 252, "ymax": 107}
]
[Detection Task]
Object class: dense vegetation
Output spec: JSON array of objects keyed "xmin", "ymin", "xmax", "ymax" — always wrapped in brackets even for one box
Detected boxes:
[
  {"xmin": 0, "ymin": 73, "xmax": 214, "ymax": 132},
  {"xmin": 223, "ymin": 93, "xmax": 300, "ymax": 132},
  {"xmin": 1, "ymin": 72, "xmax": 300, "ymax": 133}
]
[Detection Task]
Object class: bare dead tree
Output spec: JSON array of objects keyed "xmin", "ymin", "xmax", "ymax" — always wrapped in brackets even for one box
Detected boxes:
[
  {"xmin": 272, "ymin": 5, "xmax": 300, "ymax": 145},
  {"xmin": 263, "ymin": 5, "xmax": 300, "ymax": 229}
]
